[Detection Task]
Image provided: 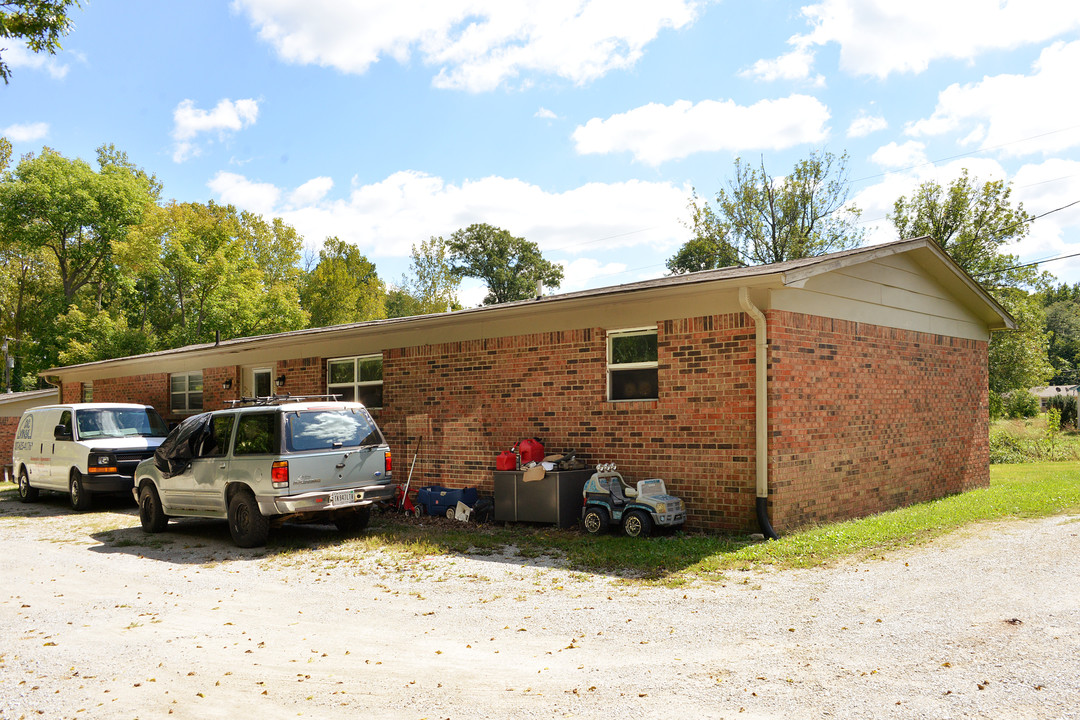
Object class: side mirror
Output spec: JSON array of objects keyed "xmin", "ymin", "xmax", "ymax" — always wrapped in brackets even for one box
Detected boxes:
[{"xmin": 54, "ymin": 424, "xmax": 73, "ymax": 441}]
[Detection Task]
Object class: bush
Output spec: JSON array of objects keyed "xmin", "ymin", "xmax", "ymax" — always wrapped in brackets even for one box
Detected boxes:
[
  {"xmin": 989, "ymin": 391, "xmax": 1005, "ymax": 421},
  {"xmin": 1047, "ymin": 394, "xmax": 1078, "ymax": 428},
  {"xmin": 1004, "ymin": 391, "xmax": 1040, "ymax": 419}
]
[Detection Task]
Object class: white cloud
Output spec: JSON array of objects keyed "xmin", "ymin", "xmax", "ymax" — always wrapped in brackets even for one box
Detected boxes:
[
  {"xmin": 739, "ymin": 46, "xmax": 822, "ymax": 85},
  {"xmin": 172, "ymin": 98, "xmax": 260, "ymax": 162},
  {"xmin": 289, "ymin": 176, "xmax": 334, "ymax": 206},
  {"xmin": 2, "ymin": 40, "xmax": 70, "ymax": 79},
  {"xmin": 559, "ymin": 257, "xmax": 629, "ymax": 292},
  {"xmin": 905, "ymin": 40, "xmax": 1080, "ymax": 157},
  {"xmin": 572, "ymin": 94, "xmax": 830, "ymax": 165},
  {"xmin": 749, "ymin": 0, "xmax": 1080, "ymax": 81},
  {"xmin": 869, "ymin": 141, "xmax": 926, "ymax": 169},
  {"xmin": 846, "ymin": 112, "xmax": 887, "ymax": 138},
  {"xmin": 535, "ymin": 107, "xmax": 558, "ymax": 120},
  {"xmin": 2, "ymin": 122, "xmax": 49, "ymax": 143},
  {"xmin": 1010, "ymin": 159, "xmax": 1080, "ymax": 278},
  {"xmin": 207, "ymin": 169, "xmax": 691, "ymax": 276},
  {"xmin": 207, "ymin": 171, "xmax": 281, "ymax": 218},
  {"xmin": 233, "ymin": 0, "xmax": 702, "ymax": 92}
]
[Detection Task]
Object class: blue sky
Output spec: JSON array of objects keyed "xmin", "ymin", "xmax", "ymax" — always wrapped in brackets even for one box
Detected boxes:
[{"xmin": 3, "ymin": 0, "xmax": 1080, "ymax": 306}]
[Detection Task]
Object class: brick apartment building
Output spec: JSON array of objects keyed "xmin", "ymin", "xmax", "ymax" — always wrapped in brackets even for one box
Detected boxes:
[{"xmin": 28, "ymin": 238, "xmax": 1013, "ymax": 534}]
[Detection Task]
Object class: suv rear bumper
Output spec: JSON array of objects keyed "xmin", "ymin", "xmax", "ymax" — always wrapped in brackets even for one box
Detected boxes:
[{"xmin": 256, "ymin": 483, "xmax": 397, "ymax": 516}]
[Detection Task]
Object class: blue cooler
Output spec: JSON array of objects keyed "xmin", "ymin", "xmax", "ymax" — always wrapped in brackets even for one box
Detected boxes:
[{"xmin": 416, "ymin": 486, "xmax": 479, "ymax": 517}]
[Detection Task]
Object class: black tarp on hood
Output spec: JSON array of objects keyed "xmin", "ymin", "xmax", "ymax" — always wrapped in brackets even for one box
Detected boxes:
[{"xmin": 153, "ymin": 412, "xmax": 211, "ymax": 478}]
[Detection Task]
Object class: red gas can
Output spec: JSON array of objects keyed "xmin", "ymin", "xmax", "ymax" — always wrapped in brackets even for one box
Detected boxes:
[
  {"xmin": 496, "ymin": 450, "xmax": 517, "ymax": 471},
  {"xmin": 515, "ymin": 438, "xmax": 545, "ymax": 465}
]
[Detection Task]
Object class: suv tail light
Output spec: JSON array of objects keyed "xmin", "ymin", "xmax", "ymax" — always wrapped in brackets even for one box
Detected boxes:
[
  {"xmin": 271, "ymin": 460, "xmax": 289, "ymax": 489},
  {"xmin": 384, "ymin": 451, "xmax": 392, "ymax": 475}
]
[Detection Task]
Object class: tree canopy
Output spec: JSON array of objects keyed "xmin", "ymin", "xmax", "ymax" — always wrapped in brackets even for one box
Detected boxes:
[
  {"xmin": 300, "ymin": 237, "xmax": 386, "ymax": 326},
  {"xmin": 671, "ymin": 150, "xmax": 864, "ymax": 272},
  {"xmin": 891, "ymin": 169, "xmax": 1046, "ymax": 292},
  {"xmin": 0, "ymin": 0, "xmax": 80, "ymax": 83},
  {"xmin": 447, "ymin": 223, "xmax": 563, "ymax": 305}
]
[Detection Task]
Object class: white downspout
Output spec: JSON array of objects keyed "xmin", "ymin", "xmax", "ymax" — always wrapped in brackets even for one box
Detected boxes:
[{"xmin": 739, "ymin": 287, "xmax": 778, "ymax": 539}]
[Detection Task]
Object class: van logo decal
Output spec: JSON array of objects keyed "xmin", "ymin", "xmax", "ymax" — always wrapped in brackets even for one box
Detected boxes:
[{"xmin": 16, "ymin": 415, "xmax": 33, "ymax": 440}]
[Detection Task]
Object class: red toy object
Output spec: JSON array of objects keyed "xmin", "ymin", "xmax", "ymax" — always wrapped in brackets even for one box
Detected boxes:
[
  {"xmin": 515, "ymin": 438, "xmax": 544, "ymax": 465},
  {"xmin": 395, "ymin": 486, "xmax": 420, "ymax": 517}
]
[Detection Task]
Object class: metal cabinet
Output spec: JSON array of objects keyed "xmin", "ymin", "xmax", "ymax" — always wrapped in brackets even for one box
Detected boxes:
[{"xmin": 493, "ymin": 468, "xmax": 593, "ymax": 528}]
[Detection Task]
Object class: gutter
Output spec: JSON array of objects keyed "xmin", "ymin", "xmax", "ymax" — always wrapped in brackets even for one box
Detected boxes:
[{"xmin": 738, "ymin": 287, "xmax": 779, "ymax": 540}]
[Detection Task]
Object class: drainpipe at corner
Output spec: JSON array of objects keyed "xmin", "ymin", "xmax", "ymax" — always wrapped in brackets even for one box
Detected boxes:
[{"xmin": 739, "ymin": 287, "xmax": 779, "ymax": 540}]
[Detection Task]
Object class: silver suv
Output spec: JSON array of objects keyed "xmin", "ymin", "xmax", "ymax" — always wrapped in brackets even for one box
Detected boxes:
[{"xmin": 133, "ymin": 396, "xmax": 394, "ymax": 547}]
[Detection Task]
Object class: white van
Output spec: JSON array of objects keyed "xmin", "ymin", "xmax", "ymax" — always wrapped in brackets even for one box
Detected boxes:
[{"xmin": 13, "ymin": 403, "xmax": 170, "ymax": 510}]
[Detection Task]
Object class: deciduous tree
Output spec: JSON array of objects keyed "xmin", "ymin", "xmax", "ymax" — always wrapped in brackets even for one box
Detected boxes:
[
  {"xmin": 0, "ymin": 0, "xmax": 80, "ymax": 83},
  {"xmin": 301, "ymin": 237, "xmax": 386, "ymax": 326},
  {"xmin": 447, "ymin": 223, "xmax": 563, "ymax": 305},
  {"xmin": 674, "ymin": 150, "xmax": 863, "ymax": 268},
  {"xmin": 891, "ymin": 169, "xmax": 1045, "ymax": 292}
]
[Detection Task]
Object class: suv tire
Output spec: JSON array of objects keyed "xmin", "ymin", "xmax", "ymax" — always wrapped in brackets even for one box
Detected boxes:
[
  {"xmin": 228, "ymin": 488, "xmax": 270, "ymax": 547},
  {"xmin": 69, "ymin": 471, "xmax": 92, "ymax": 511},
  {"xmin": 333, "ymin": 506, "xmax": 371, "ymax": 534},
  {"xmin": 139, "ymin": 484, "xmax": 169, "ymax": 533},
  {"xmin": 18, "ymin": 469, "xmax": 39, "ymax": 503}
]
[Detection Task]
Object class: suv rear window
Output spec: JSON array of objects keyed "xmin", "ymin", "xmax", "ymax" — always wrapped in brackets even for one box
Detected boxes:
[{"xmin": 284, "ymin": 409, "xmax": 382, "ymax": 452}]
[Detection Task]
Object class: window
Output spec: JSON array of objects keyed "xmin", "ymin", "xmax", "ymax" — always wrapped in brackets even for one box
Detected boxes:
[
  {"xmin": 197, "ymin": 415, "xmax": 236, "ymax": 458},
  {"xmin": 171, "ymin": 371, "xmax": 204, "ymax": 412},
  {"xmin": 327, "ymin": 355, "xmax": 383, "ymax": 408},
  {"xmin": 285, "ymin": 408, "xmax": 382, "ymax": 452},
  {"xmin": 252, "ymin": 368, "xmax": 272, "ymax": 398},
  {"xmin": 82, "ymin": 382, "xmax": 93, "ymax": 403},
  {"xmin": 234, "ymin": 413, "xmax": 279, "ymax": 456},
  {"xmin": 57, "ymin": 410, "xmax": 73, "ymax": 438},
  {"xmin": 608, "ymin": 328, "xmax": 659, "ymax": 401}
]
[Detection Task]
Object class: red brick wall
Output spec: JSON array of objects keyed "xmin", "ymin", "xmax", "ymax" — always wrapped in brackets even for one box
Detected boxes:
[
  {"xmin": 0, "ymin": 416, "xmax": 20, "ymax": 473},
  {"xmin": 379, "ymin": 315, "xmax": 762, "ymax": 531},
  {"xmin": 766, "ymin": 311, "xmax": 989, "ymax": 530}
]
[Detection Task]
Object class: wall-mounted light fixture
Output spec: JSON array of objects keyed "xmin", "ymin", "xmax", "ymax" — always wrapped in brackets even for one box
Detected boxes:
[
  {"xmin": 222, "ymin": 378, "xmax": 233, "ymax": 390},
  {"xmin": 276, "ymin": 374, "xmax": 287, "ymax": 388}
]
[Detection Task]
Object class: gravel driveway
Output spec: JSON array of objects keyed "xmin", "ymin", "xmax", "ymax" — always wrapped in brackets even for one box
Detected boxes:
[{"xmin": 1, "ymin": 492, "xmax": 1078, "ymax": 720}]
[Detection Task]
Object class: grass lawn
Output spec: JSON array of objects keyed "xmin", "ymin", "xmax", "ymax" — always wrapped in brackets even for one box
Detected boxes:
[
  {"xmin": 3, "ymin": 462, "xmax": 1078, "ymax": 584},
  {"xmin": 344, "ymin": 462, "xmax": 1080, "ymax": 583}
]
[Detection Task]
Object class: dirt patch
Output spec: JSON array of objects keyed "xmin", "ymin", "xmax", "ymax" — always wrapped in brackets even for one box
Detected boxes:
[{"xmin": 2, "ymin": 491, "xmax": 1079, "ymax": 719}]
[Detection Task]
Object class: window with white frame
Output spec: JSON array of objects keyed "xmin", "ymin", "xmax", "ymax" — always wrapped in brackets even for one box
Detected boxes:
[
  {"xmin": 327, "ymin": 355, "xmax": 383, "ymax": 409},
  {"xmin": 170, "ymin": 371, "xmax": 204, "ymax": 412},
  {"xmin": 607, "ymin": 328, "xmax": 659, "ymax": 401}
]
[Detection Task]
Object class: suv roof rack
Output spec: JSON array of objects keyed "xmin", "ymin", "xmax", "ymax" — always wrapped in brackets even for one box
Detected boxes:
[{"xmin": 224, "ymin": 393, "xmax": 344, "ymax": 407}]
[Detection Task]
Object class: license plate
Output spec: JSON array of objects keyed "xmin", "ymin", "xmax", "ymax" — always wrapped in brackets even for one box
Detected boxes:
[{"xmin": 330, "ymin": 490, "xmax": 355, "ymax": 505}]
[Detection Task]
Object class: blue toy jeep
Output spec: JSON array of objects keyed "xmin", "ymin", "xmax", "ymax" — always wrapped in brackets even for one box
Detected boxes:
[{"xmin": 581, "ymin": 463, "xmax": 686, "ymax": 538}]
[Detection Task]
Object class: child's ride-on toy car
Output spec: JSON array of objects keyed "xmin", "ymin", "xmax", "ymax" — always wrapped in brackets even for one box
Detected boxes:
[{"xmin": 581, "ymin": 463, "xmax": 686, "ymax": 537}]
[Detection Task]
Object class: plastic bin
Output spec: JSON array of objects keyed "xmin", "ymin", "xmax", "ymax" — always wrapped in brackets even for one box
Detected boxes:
[{"xmin": 416, "ymin": 486, "xmax": 478, "ymax": 517}]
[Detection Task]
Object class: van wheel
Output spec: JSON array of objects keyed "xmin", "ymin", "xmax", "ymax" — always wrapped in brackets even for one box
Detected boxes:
[
  {"xmin": 228, "ymin": 489, "xmax": 269, "ymax": 547},
  {"xmin": 69, "ymin": 471, "xmax": 92, "ymax": 511},
  {"xmin": 18, "ymin": 469, "xmax": 39, "ymax": 503},
  {"xmin": 139, "ymin": 484, "xmax": 168, "ymax": 533},
  {"xmin": 622, "ymin": 509, "xmax": 652, "ymax": 538},
  {"xmin": 333, "ymin": 506, "xmax": 371, "ymax": 534}
]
